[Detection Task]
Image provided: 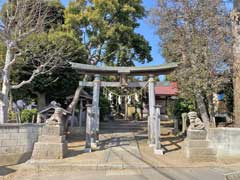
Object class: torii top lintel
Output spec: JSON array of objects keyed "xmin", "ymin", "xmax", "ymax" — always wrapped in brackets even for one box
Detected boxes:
[{"xmin": 70, "ymin": 62, "xmax": 178, "ymax": 76}]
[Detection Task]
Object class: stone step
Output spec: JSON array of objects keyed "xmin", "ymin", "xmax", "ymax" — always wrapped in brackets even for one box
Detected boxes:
[
  {"xmin": 100, "ymin": 126, "xmax": 144, "ymax": 128},
  {"xmin": 161, "ymin": 128, "xmax": 171, "ymax": 135},
  {"xmin": 100, "ymin": 123, "xmax": 145, "ymax": 126},
  {"xmin": 186, "ymin": 147, "xmax": 217, "ymax": 156},
  {"xmin": 185, "ymin": 140, "xmax": 211, "ymax": 148},
  {"xmin": 100, "ymin": 126, "xmax": 145, "ymax": 128},
  {"xmin": 187, "ymin": 155, "xmax": 217, "ymax": 162},
  {"xmin": 100, "ymin": 128, "xmax": 145, "ymax": 131},
  {"xmin": 100, "ymin": 125, "xmax": 145, "ymax": 128},
  {"xmin": 161, "ymin": 121, "xmax": 174, "ymax": 124},
  {"xmin": 24, "ymin": 161, "xmax": 152, "ymax": 173},
  {"xmin": 100, "ymin": 130, "xmax": 142, "ymax": 133},
  {"xmin": 185, "ymin": 147, "xmax": 217, "ymax": 162}
]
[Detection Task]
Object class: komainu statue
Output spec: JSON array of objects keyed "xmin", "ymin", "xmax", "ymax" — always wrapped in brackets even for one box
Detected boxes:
[
  {"xmin": 188, "ymin": 111, "xmax": 205, "ymax": 130},
  {"xmin": 46, "ymin": 107, "xmax": 70, "ymax": 126}
]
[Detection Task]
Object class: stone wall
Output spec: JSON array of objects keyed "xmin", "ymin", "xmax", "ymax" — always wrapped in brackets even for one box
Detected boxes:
[
  {"xmin": 208, "ymin": 128, "xmax": 240, "ymax": 158},
  {"xmin": 0, "ymin": 124, "xmax": 43, "ymax": 165}
]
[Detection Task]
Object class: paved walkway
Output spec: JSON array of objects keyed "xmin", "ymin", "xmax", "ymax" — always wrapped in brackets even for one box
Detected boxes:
[
  {"xmin": 2, "ymin": 119, "xmax": 240, "ymax": 180},
  {"xmin": 2, "ymin": 167, "xmax": 234, "ymax": 180},
  {"xmin": 98, "ymin": 120, "xmax": 148, "ymax": 169}
]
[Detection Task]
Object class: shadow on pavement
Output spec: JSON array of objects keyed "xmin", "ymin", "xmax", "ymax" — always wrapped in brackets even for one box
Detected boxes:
[
  {"xmin": 161, "ymin": 136, "xmax": 184, "ymax": 153},
  {"xmin": 0, "ymin": 166, "xmax": 16, "ymax": 177}
]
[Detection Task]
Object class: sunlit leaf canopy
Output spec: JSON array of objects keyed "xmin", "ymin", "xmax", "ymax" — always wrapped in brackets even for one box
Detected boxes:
[{"xmin": 63, "ymin": 0, "xmax": 152, "ymax": 66}]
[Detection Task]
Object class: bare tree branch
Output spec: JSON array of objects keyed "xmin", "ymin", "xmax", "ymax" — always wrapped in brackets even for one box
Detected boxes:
[
  {"xmin": 11, "ymin": 69, "xmax": 39, "ymax": 89},
  {"xmin": 5, "ymin": 52, "xmax": 22, "ymax": 69}
]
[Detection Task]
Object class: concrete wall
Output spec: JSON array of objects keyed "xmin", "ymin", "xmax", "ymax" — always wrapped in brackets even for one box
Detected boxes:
[
  {"xmin": 0, "ymin": 124, "xmax": 43, "ymax": 165},
  {"xmin": 208, "ymin": 128, "xmax": 240, "ymax": 158}
]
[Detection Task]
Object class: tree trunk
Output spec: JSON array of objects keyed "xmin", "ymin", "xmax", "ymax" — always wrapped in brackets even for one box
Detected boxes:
[
  {"xmin": 67, "ymin": 86, "xmax": 83, "ymax": 113},
  {"xmin": 231, "ymin": 9, "xmax": 240, "ymax": 127},
  {"xmin": 8, "ymin": 91, "xmax": 13, "ymax": 112},
  {"xmin": 182, "ymin": 47, "xmax": 210, "ymax": 128},
  {"xmin": 0, "ymin": 47, "xmax": 12, "ymax": 124},
  {"xmin": 207, "ymin": 94, "xmax": 215, "ymax": 127},
  {"xmin": 67, "ymin": 75, "xmax": 89, "ymax": 113},
  {"xmin": 195, "ymin": 92, "xmax": 210, "ymax": 129},
  {"xmin": 36, "ymin": 92, "xmax": 46, "ymax": 110}
]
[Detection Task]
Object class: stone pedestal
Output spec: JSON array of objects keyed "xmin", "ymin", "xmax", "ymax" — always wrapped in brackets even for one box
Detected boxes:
[
  {"xmin": 185, "ymin": 129, "xmax": 216, "ymax": 161},
  {"xmin": 31, "ymin": 124, "xmax": 67, "ymax": 160},
  {"xmin": 187, "ymin": 129, "xmax": 207, "ymax": 140}
]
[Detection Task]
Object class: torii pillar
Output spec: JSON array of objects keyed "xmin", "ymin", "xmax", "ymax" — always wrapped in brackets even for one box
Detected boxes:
[
  {"xmin": 92, "ymin": 74, "xmax": 100, "ymax": 147},
  {"xmin": 148, "ymin": 74, "xmax": 156, "ymax": 146}
]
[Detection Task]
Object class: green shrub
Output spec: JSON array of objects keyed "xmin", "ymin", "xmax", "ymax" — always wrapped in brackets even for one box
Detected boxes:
[
  {"xmin": 21, "ymin": 109, "xmax": 38, "ymax": 123},
  {"xmin": 167, "ymin": 98, "xmax": 195, "ymax": 120},
  {"xmin": 167, "ymin": 98, "xmax": 194, "ymax": 130},
  {"xmin": 99, "ymin": 95, "xmax": 110, "ymax": 121}
]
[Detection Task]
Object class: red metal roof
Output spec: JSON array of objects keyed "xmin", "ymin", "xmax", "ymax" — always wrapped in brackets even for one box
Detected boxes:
[{"xmin": 155, "ymin": 82, "xmax": 178, "ymax": 96}]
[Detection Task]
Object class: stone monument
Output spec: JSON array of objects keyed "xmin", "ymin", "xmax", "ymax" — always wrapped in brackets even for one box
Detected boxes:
[
  {"xmin": 184, "ymin": 111, "xmax": 216, "ymax": 161},
  {"xmin": 31, "ymin": 108, "xmax": 69, "ymax": 160}
]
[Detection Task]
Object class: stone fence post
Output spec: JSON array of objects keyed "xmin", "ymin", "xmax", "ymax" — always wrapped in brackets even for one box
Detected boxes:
[
  {"xmin": 85, "ymin": 104, "xmax": 94, "ymax": 152},
  {"xmin": 92, "ymin": 106, "xmax": 100, "ymax": 148},
  {"xmin": 154, "ymin": 105, "xmax": 164, "ymax": 155}
]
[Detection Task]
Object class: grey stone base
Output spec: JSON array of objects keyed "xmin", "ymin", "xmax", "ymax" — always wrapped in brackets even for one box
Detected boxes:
[
  {"xmin": 31, "ymin": 124, "xmax": 67, "ymax": 160},
  {"xmin": 41, "ymin": 125, "xmax": 64, "ymax": 136},
  {"xmin": 31, "ymin": 142, "xmax": 67, "ymax": 159},
  {"xmin": 185, "ymin": 147, "xmax": 217, "ymax": 161},
  {"xmin": 38, "ymin": 135, "xmax": 65, "ymax": 143},
  {"xmin": 185, "ymin": 140, "xmax": 210, "ymax": 147},
  {"xmin": 187, "ymin": 129, "xmax": 207, "ymax": 140},
  {"xmin": 185, "ymin": 129, "xmax": 216, "ymax": 161}
]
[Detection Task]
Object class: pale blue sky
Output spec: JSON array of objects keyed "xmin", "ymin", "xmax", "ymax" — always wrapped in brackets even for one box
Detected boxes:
[{"xmin": 60, "ymin": 0, "xmax": 164, "ymax": 67}]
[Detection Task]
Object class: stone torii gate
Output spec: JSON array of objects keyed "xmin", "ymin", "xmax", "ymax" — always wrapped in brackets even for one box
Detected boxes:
[{"xmin": 71, "ymin": 62, "xmax": 178, "ymax": 154}]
